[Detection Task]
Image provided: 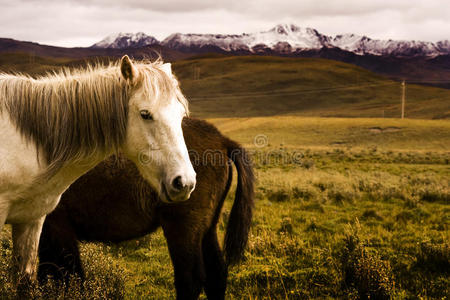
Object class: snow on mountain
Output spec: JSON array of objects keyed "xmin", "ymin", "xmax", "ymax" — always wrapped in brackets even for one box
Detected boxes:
[
  {"xmin": 162, "ymin": 24, "xmax": 330, "ymax": 52},
  {"xmin": 91, "ymin": 32, "xmax": 159, "ymax": 49},
  {"xmin": 331, "ymin": 34, "xmax": 446, "ymax": 56},
  {"xmin": 92, "ymin": 24, "xmax": 450, "ymax": 57},
  {"xmin": 161, "ymin": 33, "xmax": 250, "ymax": 52},
  {"xmin": 436, "ymin": 40, "xmax": 450, "ymax": 53}
]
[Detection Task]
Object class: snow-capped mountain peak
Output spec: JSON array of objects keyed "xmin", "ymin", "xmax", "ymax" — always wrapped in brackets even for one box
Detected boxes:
[
  {"xmin": 270, "ymin": 23, "xmax": 318, "ymax": 37},
  {"xmin": 331, "ymin": 33, "xmax": 443, "ymax": 56},
  {"xmin": 92, "ymin": 25, "xmax": 450, "ymax": 57},
  {"xmin": 91, "ymin": 32, "xmax": 159, "ymax": 49},
  {"xmin": 270, "ymin": 23, "xmax": 302, "ymax": 35},
  {"xmin": 161, "ymin": 24, "xmax": 329, "ymax": 53},
  {"xmin": 258, "ymin": 23, "xmax": 329, "ymax": 49}
]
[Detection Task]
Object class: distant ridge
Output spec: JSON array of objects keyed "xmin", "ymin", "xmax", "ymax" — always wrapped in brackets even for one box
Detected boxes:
[
  {"xmin": 93, "ymin": 24, "xmax": 450, "ymax": 58},
  {"xmin": 0, "ymin": 37, "xmax": 190, "ymax": 61}
]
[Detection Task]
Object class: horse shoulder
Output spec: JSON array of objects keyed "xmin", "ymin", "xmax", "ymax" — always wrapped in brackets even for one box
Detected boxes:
[
  {"xmin": 0, "ymin": 113, "xmax": 65, "ymax": 223},
  {"xmin": 0, "ymin": 113, "xmax": 41, "ymax": 195}
]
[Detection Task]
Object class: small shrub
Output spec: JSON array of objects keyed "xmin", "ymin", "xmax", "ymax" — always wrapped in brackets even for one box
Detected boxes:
[
  {"xmin": 414, "ymin": 242, "xmax": 450, "ymax": 274},
  {"xmin": 361, "ymin": 209, "xmax": 383, "ymax": 221},
  {"xmin": 305, "ymin": 218, "xmax": 332, "ymax": 233},
  {"xmin": 340, "ymin": 222, "xmax": 394, "ymax": 299},
  {"xmin": 292, "ymin": 186, "xmax": 318, "ymax": 201},
  {"xmin": 0, "ymin": 243, "xmax": 126, "ymax": 299},
  {"xmin": 418, "ymin": 186, "xmax": 449, "ymax": 203},
  {"xmin": 267, "ymin": 189, "xmax": 290, "ymax": 202},
  {"xmin": 278, "ymin": 217, "xmax": 294, "ymax": 235},
  {"xmin": 302, "ymin": 159, "xmax": 315, "ymax": 169},
  {"xmin": 328, "ymin": 187, "xmax": 357, "ymax": 204}
]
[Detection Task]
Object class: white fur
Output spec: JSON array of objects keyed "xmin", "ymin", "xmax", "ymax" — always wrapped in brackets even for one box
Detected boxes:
[
  {"xmin": 0, "ymin": 111, "xmax": 105, "ymax": 277},
  {"xmin": 160, "ymin": 63, "xmax": 172, "ymax": 76},
  {"xmin": 123, "ymin": 76, "xmax": 196, "ymax": 201},
  {"xmin": 0, "ymin": 59, "xmax": 196, "ymax": 281}
]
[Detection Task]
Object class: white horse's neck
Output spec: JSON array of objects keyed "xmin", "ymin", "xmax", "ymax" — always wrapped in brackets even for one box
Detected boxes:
[
  {"xmin": 0, "ymin": 110, "xmax": 112, "ymax": 223},
  {"xmin": 0, "ymin": 68, "xmax": 130, "ymax": 181}
]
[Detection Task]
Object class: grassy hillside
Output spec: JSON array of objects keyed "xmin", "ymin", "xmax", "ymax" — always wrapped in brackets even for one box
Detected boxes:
[
  {"xmin": 0, "ymin": 53, "xmax": 449, "ymax": 119},
  {"xmin": 0, "ymin": 53, "xmax": 112, "ymax": 75},
  {"xmin": 173, "ymin": 56, "xmax": 450, "ymax": 119},
  {"xmin": 208, "ymin": 116, "xmax": 450, "ymax": 151}
]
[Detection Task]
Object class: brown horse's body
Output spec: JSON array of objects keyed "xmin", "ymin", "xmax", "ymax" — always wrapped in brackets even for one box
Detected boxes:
[{"xmin": 37, "ymin": 118, "xmax": 254, "ymax": 300}]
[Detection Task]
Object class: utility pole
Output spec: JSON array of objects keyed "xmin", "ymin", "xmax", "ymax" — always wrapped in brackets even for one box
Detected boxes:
[
  {"xmin": 193, "ymin": 65, "xmax": 200, "ymax": 80},
  {"xmin": 401, "ymin": 80, "xmax": 406, "ymax": 119},
  {"xmin": 29, "ymin": 51, "xmax": 35, "ymax": 64}
]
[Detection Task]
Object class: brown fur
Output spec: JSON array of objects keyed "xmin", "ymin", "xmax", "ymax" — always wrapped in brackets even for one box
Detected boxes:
[{"xmin": 37, "ymin": 118, "xmax": 254, "ymax": 300}]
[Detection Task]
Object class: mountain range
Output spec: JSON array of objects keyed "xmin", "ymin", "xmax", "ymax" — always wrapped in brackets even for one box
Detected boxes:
[
  {"xmin": 92, "ymin": 24, "xmax": 450, "ymax": 58},
  {"xmin": 1, "ymin": 24, "xmax": 449, "ymax": 88}
]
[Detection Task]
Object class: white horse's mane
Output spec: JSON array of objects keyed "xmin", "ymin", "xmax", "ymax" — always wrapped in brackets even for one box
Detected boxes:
[{"xmin": 0, "ymin": 59, "xmax": 188, "ymax": 178}]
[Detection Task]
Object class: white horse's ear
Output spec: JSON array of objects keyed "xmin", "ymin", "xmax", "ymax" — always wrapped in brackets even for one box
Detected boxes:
[
  {"xmin": 120, "ymin": 55, "xmax": 137, "ymax": 81},
  {"xmin": 161, "ymin": 63, "xmax": 172, "ymax": 76}
]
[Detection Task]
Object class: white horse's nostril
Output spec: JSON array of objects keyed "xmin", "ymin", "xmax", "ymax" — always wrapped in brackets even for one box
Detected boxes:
[
  {"xmin": 171, "ymin": 175, "xmax": 184, "ymax": 191},
  {"xmin": 167, "ymin": 174, "xmax": 195, "ymax": 201}
]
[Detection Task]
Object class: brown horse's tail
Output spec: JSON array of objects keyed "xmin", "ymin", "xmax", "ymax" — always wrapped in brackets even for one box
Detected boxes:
[{"xmin": 224, "ymin": 139, "xmax": 255, "ymax": 265}]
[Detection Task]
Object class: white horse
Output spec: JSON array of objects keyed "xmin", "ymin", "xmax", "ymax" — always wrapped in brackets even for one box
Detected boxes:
[{"xmin": 0, "ymin": 56, "xmax": 196, "ymax": 282}]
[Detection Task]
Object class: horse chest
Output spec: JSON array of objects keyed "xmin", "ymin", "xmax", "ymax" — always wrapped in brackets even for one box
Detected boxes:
[
  {"xmin": 0, "ymin": 115, "xmax": 41, "ymax": 195},
  {"xmin": 7, "ymin": 192, "xmax": 62, "ymax": 223},
  {"xmin": 5, "ymin": 169, "xmax": 84, "ymax": 223}
]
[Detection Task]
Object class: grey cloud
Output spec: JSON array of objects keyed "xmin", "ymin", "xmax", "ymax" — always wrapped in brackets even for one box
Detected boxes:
[
  {"xmin": 0, "ymin": 0, "xmax": 449, "ymax": 47},
  {"xmin": 10, "ymin": 0, "xmax": 446, "ymax": 16}
]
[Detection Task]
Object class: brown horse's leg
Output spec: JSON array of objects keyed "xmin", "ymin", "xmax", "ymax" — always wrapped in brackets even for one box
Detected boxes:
[
  {"xmin": 162, "ymin": 218, "xmax": 206, "ymax": 300},
  {"xmin": 37, "ymin": 214, "xmax": 84, "ymax": 285},
  {"xmin": 202, "ymin": 228, "xmax": 227, "ymax": 300}
]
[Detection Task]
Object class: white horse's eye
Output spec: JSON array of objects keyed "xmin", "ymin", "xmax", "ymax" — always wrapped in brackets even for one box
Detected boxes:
[{"xmin": 140, "ymin": 110, "xmax": 153, "ymax": 120}]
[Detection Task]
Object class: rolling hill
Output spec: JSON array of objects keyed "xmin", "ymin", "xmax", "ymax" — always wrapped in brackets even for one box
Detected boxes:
[
  {"xmin": 0, "ymin": 53, "xmax": 448, "ymax": 119},
  {"xmin": 0, "ymin": 38, "xmax": 189, "ymax": 61},
  {"xmin": 173, "ymin": 56, "xmax": 450, "ymax": 119}
]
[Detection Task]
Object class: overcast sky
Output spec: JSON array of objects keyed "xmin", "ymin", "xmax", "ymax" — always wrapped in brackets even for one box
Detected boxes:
[{"xmin": 0, "ymin": 0, "xmax": 449, "ymax": 47}]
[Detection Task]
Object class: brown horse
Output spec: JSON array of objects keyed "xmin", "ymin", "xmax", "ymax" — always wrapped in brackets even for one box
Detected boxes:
[{"xmin": 37, "ymin": 117, "xmax": 254, "ymax": 300}]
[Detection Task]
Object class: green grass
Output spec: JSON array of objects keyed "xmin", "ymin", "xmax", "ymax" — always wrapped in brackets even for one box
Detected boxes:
[
  {"xmin": 1, "ymin": 116, "xmax": 448, "ymax": 299},
  {"xmin": 208, "ymin": 116, "xmax": 450, "ymax": 151},
  {"xmin": 0, "ymin": 234, "xmax": 126, "ymax": 299}
]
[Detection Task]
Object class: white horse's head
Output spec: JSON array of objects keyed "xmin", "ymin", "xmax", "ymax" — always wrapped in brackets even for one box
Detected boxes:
[{"xmin": 120, "ymin": 56, "xmax": 196, "ymax": 203}]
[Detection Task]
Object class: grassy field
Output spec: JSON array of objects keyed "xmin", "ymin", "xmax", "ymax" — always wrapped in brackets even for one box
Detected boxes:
[{"xmin": 1, "ymin": 116, "xmax": 448, "ymax": 299}]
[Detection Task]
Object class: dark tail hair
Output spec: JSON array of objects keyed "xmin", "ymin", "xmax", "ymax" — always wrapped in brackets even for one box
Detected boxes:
[{"xmin": 224, "ymin": 140, "xmax": 255, "ymax": 265}]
